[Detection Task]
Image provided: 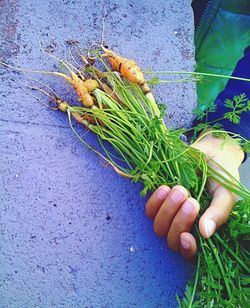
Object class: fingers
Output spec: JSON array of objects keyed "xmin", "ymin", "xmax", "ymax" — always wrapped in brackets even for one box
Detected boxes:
[
  {"xmin": 146, "ymin": 185, "xmax": 199, "ymax": 259},
  {"xmin": 167, "ymin": 198, "xmax": 200, "ymax": 251},
  {"xmin": 180, "ymin": 232, "xmax": 197, "ymax": 261},
  {"xmin": 199, "ymin": 185, "xmax": 237, "ymax": 238},
  {"xmin": 146, "ymin": 185, "xmax": 171, "ymax": 218},
  {"xmin": 153, "ymin": 186, "xmax": 189, "ymax": 237}
]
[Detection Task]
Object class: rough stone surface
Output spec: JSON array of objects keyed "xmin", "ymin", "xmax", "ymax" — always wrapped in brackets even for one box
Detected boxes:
[{"xmin": 0, "ymin": 1, "xmax": 197, "ymax": 307}]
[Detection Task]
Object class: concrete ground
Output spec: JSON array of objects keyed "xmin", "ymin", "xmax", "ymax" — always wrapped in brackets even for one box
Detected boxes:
[{"xmin": 0, "ymin": 1, "xmax": 248, "ymax": 307}]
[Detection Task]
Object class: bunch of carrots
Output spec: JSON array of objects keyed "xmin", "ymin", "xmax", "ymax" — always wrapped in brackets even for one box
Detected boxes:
[{"xmin": 1, "ymin": 45, "xmax": 250, "ymax": 307}]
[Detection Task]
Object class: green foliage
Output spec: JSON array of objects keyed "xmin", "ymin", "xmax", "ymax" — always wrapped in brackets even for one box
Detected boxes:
[
  {"xmin": 158, "ymin": 103, "xmax": 167, "ymax": 118},
  {"xmin": 178, "ymin": 197, "xmax": 250, "ymax": 307},
  {"xmin": 242, "ymin": 140, "xmax": 250, "ymax": 153},
  {"xmin": 147, "ymin": 76, "xmax": 161, "ymax": 85},
  {"xmin": 176, "ymin": 283, "xmax": 200, "ymax": 308},
  {"xmin": 193, "ymin": 101, "xmax": 217, "ymax": 121},
  {"xmin": 191, "ymin": 93, "xmax": 250, "ymax": 134},
  {"xmin": 224, "ymin": 93, "xmax": 250, "ymax": 124},
  {"xmin": 228, "ymin": 200, "xmax": 250, "ymax": 239},
  {"xmin": 190, "ymin": 93, "xmax": 250, "ymax": 159},
  {"xmin": 178, "ymin": 158, "xmax": 198, "ymax": 189},
  {"xmin": 192, "ymin": 122, "xmax": 223, "ymax": 138}
]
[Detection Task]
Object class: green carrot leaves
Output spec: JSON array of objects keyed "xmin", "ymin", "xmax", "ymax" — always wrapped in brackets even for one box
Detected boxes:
[{"xmin": 224, "ymin": 93, "xmax": 250, "ymax": 124}]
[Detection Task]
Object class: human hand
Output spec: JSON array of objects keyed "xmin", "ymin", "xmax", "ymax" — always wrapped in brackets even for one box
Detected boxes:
[{"xmin": 146, "ymin": 131, "xmax": 245, "ymax": 261}]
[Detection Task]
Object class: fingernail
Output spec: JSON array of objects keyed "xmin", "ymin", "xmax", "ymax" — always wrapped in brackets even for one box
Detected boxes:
[
  {"xmin": 180, "ymin": 237, "xmax": 190, "ymax": 250},
  {"xmin": 157, "ymin": 186, "xmax": 169, "ymax": 199},
  {"xmin": 205, "ymin": 219, "xmax": 216, "ymax": 237},
  {"xmin": 171, "ymin": 186, "xmax": 187, "ymax": 203},
  {"xmin": 182, "ymin": 200, "xmax": 195, "ymax": 215}
]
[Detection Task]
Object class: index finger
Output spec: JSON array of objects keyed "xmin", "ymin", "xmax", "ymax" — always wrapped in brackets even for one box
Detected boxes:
[{"xmin": 146, "ymin": 185, "xmax": 171, "ymax": 218}]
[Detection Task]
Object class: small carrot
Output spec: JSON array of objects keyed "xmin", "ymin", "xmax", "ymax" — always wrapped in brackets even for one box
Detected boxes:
[
  {"xmin": 55, "ymin": 97, "xmax": 96, "ymax": 125},
  {"xmin": 0, "ymin": 60, "xmax": 98, "ymax": 108},
  {"xmin": 57, "ymin": 100, "xmax": 69, "ymax": 112},
  {"xmin": 69, "ymin": 72, "xmax": 93, "ymax": 107},
  {"xmin": 99, "ymin": 47, "xmax": 155, "ymax": 105},
  {"xmin": 101, "ymin": 46, "xmax": 146, "ymax": 85},
  {"xmin": 83, "ymin": 79, "xmax": 99, "ymax": 92}
]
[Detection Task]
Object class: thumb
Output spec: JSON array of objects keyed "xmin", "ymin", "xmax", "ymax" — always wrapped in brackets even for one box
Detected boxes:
[{"xmin": 199, "ymin": 185, "xmax": 237, "ymax": 238}]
